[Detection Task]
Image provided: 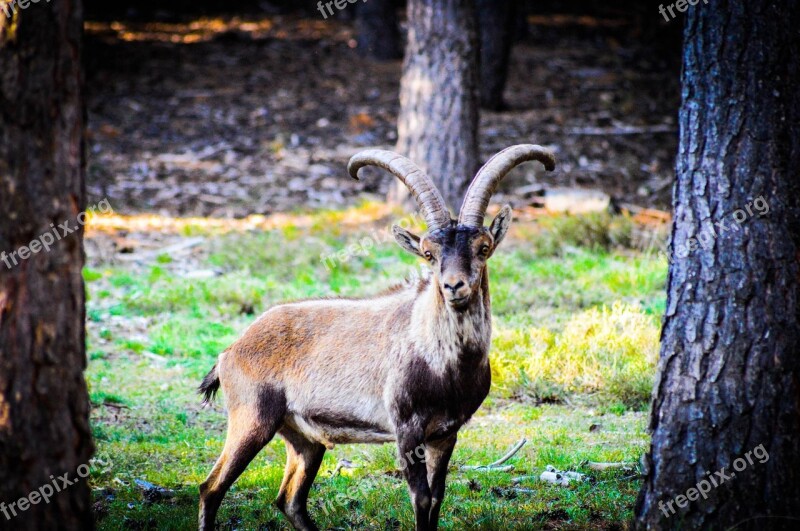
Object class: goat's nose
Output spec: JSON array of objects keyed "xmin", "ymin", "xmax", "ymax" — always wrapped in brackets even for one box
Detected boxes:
[{"xmin": 443, "ymin": 280, "xmax": 465, "ymax": 294}]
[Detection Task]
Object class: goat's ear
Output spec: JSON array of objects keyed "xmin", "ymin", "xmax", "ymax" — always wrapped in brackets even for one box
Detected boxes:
[
  {"xmin": 392, "ymin": 225, "xmax": 424, "ymax": 258},
  {"xmin": 489, "ymin": 205, "xmax": 513, "ymax": 251}
]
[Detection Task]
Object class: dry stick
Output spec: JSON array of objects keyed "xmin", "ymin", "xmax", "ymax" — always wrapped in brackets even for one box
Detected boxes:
[
  {"xmin": 460, "ymin": 438, "xmax": 527, "ymax": 471},
  {"xmin": 101, "ymin": 401, "xmax": 129, "ymax": 410},
  {"xmin": 566, "ymin": 124, "xmax": 677, "ymax": 136},
  {"xmin": 331, "ymin": 459, "xmax": 357, "ymax": 477},
  {"xmin": 470, "ymin": 465, "xmax": 515, "ymax": 473},
  {"xmin": 117, "ymin": 237, "xmax": 205, "ymax": 262},
  {"xmin": 141, "ymin": 351, "xmax": 168, "ymax": 364},
  {"xmin": 586, "ymin": 461, "xmax": 636, "ymax": 471}
]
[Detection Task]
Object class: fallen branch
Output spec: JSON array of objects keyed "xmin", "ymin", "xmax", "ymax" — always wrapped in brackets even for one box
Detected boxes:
[
  {"xmin": 468, "ymin": 465, "xmax": 515, "ymax": 473},
  {"xmin": 117, "ymin": 237, "xmax": 205, "ymax": 262},
  {"xmin": 331, "ymin": 459, "xmax": 357, "ymax": 477},
  {"xmin": 586, "ymin": 461, "xmax": 636, "ymax": 471},
  {"xmin": 141, "ymin": 351, "xmax": 168, "ymax": 364},
  {"xmin": 101, "ymin": 401, "xmax": 129, "ymax": 410},
  {"xmin": 565, "ymin": 124, "xmax": 677, "ymax": 136},
  {"xmin": 460, "ymin": 438, "xmax": 527, "ymax": 471}
]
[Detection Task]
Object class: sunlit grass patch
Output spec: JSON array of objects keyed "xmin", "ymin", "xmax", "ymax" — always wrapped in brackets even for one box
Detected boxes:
[{"xmin": 492, "ymin": 302, "xmax": 659, "ymax": 408}]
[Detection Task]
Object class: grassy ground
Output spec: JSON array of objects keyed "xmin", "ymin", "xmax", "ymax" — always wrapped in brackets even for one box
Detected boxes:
[{"xmin": 84, "ymin": 204, "xmax": 667, "ymax": 530}]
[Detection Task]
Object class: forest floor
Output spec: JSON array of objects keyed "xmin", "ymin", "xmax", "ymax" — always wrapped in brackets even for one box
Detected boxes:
[
  {"xmin": 84, "ymin": 204, "xmax": 667, "ymax": 530},
  {"xmin": 84, "ymin": 11, "xmax": 680, "ymax": 217}
]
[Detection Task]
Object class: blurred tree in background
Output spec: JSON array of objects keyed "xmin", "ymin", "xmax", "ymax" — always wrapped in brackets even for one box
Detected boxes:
[{"xmin": 394, "ymin": 0, "xmax": 479, "ymax": 211}]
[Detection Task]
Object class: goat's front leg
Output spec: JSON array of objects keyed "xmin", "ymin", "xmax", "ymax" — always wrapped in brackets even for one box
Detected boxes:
[
  {"xmin": 397, "ymin": 427, "xmax": 433, "ymax": 531},
  {"xmin": 425, "ymin": 433, "xmax": 457, "ymax": 530}
]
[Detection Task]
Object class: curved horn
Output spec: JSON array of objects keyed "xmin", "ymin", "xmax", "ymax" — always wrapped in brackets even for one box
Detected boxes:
[
  {"xmin": 458, "ymin": 144, "xmax": 556, "ymax": 227},
  {"xmin": 348, "ymin": 149, "xmax": 451, "ymax": 232}
]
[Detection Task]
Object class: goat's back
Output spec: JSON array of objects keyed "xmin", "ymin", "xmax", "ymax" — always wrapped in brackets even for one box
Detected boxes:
[{"xmin": 216, "ymin": 292, "xmax": 415, "ymax": 423}]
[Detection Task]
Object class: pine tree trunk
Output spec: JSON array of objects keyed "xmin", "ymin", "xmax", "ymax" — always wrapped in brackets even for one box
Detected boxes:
[
  {"xmin": 355, "ymin": 0, "xmax": 401, "ymax": 60},
  {"xmin": 0, "ymin": 1, "xmax": 94, "ymax": 529},
  {"xmin": 635, "ymin": 2, "xmax": 800, "ymax": 529},
  {"xmin": 395, "ymin": 0, "xmax": 479, "ymax": 212},
  {"xmin": 477, "ymin": 0, "xmax": 516, "ymax": 111}
]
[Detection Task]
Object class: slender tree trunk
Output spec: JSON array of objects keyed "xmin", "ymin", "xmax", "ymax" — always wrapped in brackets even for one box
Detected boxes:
[
  {"xmin": 395, "ymin": 0, "xmax": 479, "ymax": 212},
  {"xmin": 636, "ymin": 2, "xmax": 800, "ymax": 529},
  {"xmin": 476, "ymin": 0, "xmax": 516, "ymax": 111},
  {"xmin": 355, "ymin": 0, "xmax": 401, "ymax": 60},
  {"xmin": 0, "ymin": 1, "xmax": 94, "ymax": 529}
]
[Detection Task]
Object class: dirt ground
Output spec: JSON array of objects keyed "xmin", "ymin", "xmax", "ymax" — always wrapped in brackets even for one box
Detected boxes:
[{"xmin": 84, "ymin": 10, "xmax": 681, "ymax": 218}]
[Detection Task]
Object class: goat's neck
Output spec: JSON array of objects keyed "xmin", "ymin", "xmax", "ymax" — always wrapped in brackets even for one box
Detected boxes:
[{"xmin": 409, "ymin": 269, "xmax": 492, "ymax": 371}]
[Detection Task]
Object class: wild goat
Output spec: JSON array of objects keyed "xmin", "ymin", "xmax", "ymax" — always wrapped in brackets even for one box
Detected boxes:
[{"xmin": 197, "ymin": 144, "xmax": 556, "ymax": 531}]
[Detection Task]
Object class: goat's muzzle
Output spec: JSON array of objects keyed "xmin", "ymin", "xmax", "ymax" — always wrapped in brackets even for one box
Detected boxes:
[{"xmin": 442, "ymin": 275, "xmax": 472, "ymax": 309}]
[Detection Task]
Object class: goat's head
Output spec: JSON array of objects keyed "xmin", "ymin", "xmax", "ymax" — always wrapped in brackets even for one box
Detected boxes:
[{"xmin": 349, "ymin": 145, "xmax": 556, "ymax": 310}]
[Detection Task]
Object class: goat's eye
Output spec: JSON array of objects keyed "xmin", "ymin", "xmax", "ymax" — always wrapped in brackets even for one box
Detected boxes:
[
  {"xmin": 479, "ymin": 245, "xmax": 490, "ymax": 256},
  {"xmin": 423, "ymin": 250, "xmax": 433, "ymax": 261}
]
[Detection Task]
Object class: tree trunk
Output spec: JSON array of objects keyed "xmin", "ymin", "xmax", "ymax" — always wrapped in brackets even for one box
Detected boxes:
[
  {"xmin": 0, "ymin": 1, "xmax": 94, "ymax": 530},
  {"xmin": 395, "ymin": 0, "xmax": 479, "ymax": 212},
  {"xmin": 476, "ymin": 0, "xmax": 516, "ymax": 111},
  {"xmin": 636, "ymin": 2, "xmax": 800, "ymax": 530},
  {"xmin": 355, "ymin": 0, "xmax": 401, "ymax": 60}
]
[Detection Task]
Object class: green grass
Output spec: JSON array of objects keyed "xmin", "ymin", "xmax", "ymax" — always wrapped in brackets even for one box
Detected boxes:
[
  {"xmin": 492, "ymin": 303, "xmax": 659, "ymax": 408},
  {"xmin": 85, "ymin": 206, "xmax": 666, "ymax": 530}
]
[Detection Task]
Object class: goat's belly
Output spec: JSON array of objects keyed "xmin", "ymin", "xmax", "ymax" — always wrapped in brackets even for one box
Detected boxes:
[{"xmin": 286, "ymin": 411, "xmax": 396, "ymax": 448}]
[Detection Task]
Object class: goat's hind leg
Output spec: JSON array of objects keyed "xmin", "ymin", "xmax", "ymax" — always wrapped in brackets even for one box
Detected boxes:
[
  {"xmin": 275, "ymin": 427, "xmax": 326, "ymax": 531},
  {"xmin": 199, "ymin": 398, "xmax": 284, "ymax": 530}
]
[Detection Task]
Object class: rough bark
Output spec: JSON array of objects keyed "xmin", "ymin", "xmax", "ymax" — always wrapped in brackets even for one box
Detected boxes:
[
  {"xmin": 395, "ymin": 0, "xmax": 479, "ymax": 213},
  {"xmin": 636, "ymin": 2, "xmax": 800, "ymax": 530},
  {"xmin": 355, "ymin": 0, "xmax": 401, "ymax": 60},
  {"xmin": 0, "ymin": 1, "xmax": 94, "ymax": 530},
  {"xmin": 476, "ymin": 0, "xmax": 516, "ymax": 111}
]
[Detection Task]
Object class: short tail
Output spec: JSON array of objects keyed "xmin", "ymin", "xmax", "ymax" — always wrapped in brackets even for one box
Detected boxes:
[{"xmin": 198, "ymin": 364, "xmax": 220, "ymax": 405}]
